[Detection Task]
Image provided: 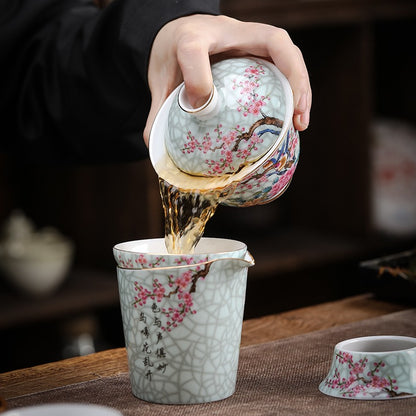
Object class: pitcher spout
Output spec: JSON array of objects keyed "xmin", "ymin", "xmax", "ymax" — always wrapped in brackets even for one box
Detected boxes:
[{"xmin": 210, "ymin": 251, "xmax": 255, "ymax": 270}]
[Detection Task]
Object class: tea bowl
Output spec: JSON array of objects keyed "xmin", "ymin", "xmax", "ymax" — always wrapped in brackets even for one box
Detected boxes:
[
  {"xmin": 149, "ymin": 57, "xmax": 300, "ymax": 208},
  {"xmin": 319, "ymin": 335, "xmax": 416, "ymax": 400}
]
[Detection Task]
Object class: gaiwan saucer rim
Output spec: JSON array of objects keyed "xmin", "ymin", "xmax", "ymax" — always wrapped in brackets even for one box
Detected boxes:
[{"xmin": 318, "ymin": 388, "xmax": 416, "ymax": 401}]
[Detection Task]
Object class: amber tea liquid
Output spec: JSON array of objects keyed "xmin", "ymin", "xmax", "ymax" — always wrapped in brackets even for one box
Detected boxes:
[{"xmin": 159, "ymin": 178, "xmax": 227, "ymax": 254}]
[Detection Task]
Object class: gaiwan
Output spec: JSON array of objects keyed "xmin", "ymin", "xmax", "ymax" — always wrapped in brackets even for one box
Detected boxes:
[{"xmin": 165, "ymin": 57, "xmax": 288, "ymax": 177}]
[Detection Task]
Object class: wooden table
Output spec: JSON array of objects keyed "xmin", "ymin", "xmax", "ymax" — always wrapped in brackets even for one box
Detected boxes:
[{"xmin": 0, "ymin": 293, "xmax": 406, "ymax": 402}]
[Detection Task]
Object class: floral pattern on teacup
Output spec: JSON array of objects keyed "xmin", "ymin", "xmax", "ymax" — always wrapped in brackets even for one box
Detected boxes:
[
  {"xmin": 129, "ymin": 263, "xmax": 211, "ymax": 382},
  {"xmin": 322, "ymin": 350, "xmax": 412, "ymax": 399},
  {"xmin": 114, "ymin": 250, "xmax": 212, "ymax": 270},
  {"xmin": 117, "ymin": 252, "xmax": 250, "ymax": 403},
  {"xmin": 223, "ymin": 125, "xmax": 299, "ymax": 207},
  {"xmin": 133, "ymin": 262, "xmax": 210, "ymax": 333},
  {"xmin": 117, "ymin": 254, "xmax": 166, "ymax": 269},
  {"xmin": 167, "ymin": 59, "xmax": 287, "ymax": 177}
]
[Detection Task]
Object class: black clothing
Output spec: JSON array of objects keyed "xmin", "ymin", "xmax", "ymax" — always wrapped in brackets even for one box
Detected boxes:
[{"xmin": 0, "ymin": 0, "xmax": 219, "ymax": 163}]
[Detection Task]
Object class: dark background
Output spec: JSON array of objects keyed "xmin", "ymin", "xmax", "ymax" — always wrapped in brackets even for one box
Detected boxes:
[{"xmin": 1, "ymin": 0, "xmax": 416, "ymax": 372}]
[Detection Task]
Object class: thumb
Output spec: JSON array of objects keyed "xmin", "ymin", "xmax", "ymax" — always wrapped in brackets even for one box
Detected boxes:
[{"xmin": 177, "ymin": 44, "xmax": 213, "ymax": 109}]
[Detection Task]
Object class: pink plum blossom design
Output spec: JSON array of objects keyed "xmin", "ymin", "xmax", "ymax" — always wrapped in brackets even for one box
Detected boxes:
[
  {"xmin": 133, "ymin": 261, "xmax": 211, "ymax": 332},
  {"xmin": 223, "ymin": 126, "xmax": 299, "ymax": 206},
  {"xmin": 135, "ymin": 254, "xmax": 147, "ymax": 266},
  {"xmin": 118, "ymin": 256, "xmax": 133, "ymax": 268},
  {"xmin": 179, "ymin": 62, "xmax": 276, "ymax": 176},
  {"xmin": 118, "ymin": 254, "xmax": 165, "ymax": 269},
  {"xmin": 269, "ymin": 165, "xmax": 296, "ymax": 197},
  {"xmin": 323, "ymin": 350, "xmax": 411, "ymax": 398}
]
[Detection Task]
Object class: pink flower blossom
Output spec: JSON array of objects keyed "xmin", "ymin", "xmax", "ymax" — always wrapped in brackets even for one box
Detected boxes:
[
  {"xmin": 136, "ymin": 254, "xmax": 147, "ymax": 266},
  {"xmin": 153, "ymin": 286, "xmax": 165, "ymax": 302},
  {"xmin": 248, "ymin": 104, "xmax": 260, "ymax": 115},
  {"xmin": 221, "ymin": 149, "xmax": 234, "ymax": 164},
  {"xmin": 324, "ymin": 354, "xmax": 403, "ymax": 398},
  {"xmin": 208, "ymin": 161, "xmax": 225, "ymax": 175},
  {"xmin": 175, "ymin": 270, "xmax": 193, "ymax": 291},
  {"xmin": 237, "ymin": 148, "xmax": 251, "ymax": 159},
  {"xmin": 182, "ymin": 292, "xmax": 193, "ymax": 307},
  {"xmin": 222, "ymin": 131, "xmax": 237, "ymax": 147},
  {"xmin": 245, "ymin": 66, "xmax": 260, "ymax": 76}
]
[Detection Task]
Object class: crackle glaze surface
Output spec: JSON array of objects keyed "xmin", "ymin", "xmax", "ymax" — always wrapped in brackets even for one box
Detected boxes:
[
  {"xmin": 117, "ymin": 257, "xmax": 249, "ymax": 404},
  {"xmin": 166, "ymin": 58, "xmax": 287, "ymax": 177},
  {"xmin": 319, "ymin": 340, "xmax": 416, "ymax": 400}
]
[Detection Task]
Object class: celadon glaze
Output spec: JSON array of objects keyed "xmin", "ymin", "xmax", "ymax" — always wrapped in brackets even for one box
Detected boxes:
[
  {"xmin": 166, "ymin": 57, "xmax": 287, "ymax": 177},
  {"xmin": 116, "ymin": 248, "xmax": 254, "ymax": 404},
  {"xmin": 319, "ymin": 336, "xmax": 416, "ymax": 400},
  {"xmin": 149, "ymin": 57, "xmax": 300, "ymax": 208}
]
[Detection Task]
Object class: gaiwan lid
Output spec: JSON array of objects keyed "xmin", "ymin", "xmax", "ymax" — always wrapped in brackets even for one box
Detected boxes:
[{"xmin": 165, "ymin": 57, "xmax": 288, "ymax": 177}]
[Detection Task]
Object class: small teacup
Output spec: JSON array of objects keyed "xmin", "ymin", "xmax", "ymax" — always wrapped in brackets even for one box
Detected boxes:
[{"xmin": 319, "ymin": 335, "xmax": 416, "ymax": 400}]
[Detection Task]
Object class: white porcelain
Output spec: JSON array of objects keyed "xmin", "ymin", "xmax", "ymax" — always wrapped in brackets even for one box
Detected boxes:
[
  {"xmin": 115, "ymin": 237, "xmax": 254, "ymax": 404},
  {"xmin": 0, "ymin": 248, "xmax": 73, "ymax": 296},
  {"xmin": 113, "ymin": 237, "xmax": 247, "ymax": 269},
  {"xmin": 319, "ymin": 335, "xmax": 416, "ymax": 400},
  {"xmin": 0, "ymin": 211, "xmax": 74, "ymax": 297},
  {"xmin": 2, "ymin": 403, "xmax": 122, "ymax": 416},
  {"xmin": 177, "ymin": 83, "xmax": 220, "ymax": 121},
  {"xmin": 149, "ymin": 57, "xmax": 300, "ymax": 207}
]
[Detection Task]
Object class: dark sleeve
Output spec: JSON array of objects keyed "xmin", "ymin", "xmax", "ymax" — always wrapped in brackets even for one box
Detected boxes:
[{"xmin": 0, "ymin": 0, "xmax": 220, "ymax": 164}]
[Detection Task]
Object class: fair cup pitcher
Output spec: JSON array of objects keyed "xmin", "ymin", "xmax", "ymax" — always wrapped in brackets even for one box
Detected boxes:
[{"xmin": 113, "ymin": 238, "xmax": 254, "ymax": 404}]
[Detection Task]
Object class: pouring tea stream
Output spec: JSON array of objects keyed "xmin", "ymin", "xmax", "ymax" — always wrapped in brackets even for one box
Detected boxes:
[
  {"xmin": 113, "ymin": 57, "xmax": 300, "ymax": 404},
  {"xmin": 149, "ymin": 57, "xmax": 300, "ymax": 253}
]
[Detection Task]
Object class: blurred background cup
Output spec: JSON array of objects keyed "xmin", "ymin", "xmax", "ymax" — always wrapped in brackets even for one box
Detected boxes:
[{"xmin": 0, "ymin": 210, "xmax": 74, "ymax": 297}]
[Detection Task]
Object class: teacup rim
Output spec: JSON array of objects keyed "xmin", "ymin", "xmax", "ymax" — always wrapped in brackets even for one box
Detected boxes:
[
  {"xmin": 335, "ymin": 335, "xmax": 416, "ymax": 354},
  {"xmin": 113, "ymin": 237, "xmax": 247, "ymax": 256},
  {"xmin": 116, "ymin": 251, "xmax": 254, "ymax": 271}
]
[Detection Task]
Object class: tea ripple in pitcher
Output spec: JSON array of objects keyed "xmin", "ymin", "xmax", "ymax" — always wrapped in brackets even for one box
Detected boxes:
[{"xmin": 166, "ymin": 57, "xmax": 287, "ymax": 177}]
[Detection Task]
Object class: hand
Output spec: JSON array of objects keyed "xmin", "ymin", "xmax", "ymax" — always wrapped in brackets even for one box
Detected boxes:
[{"xmin": 143, "ymin": 15, "xmax": 311, "ymax": 145}]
